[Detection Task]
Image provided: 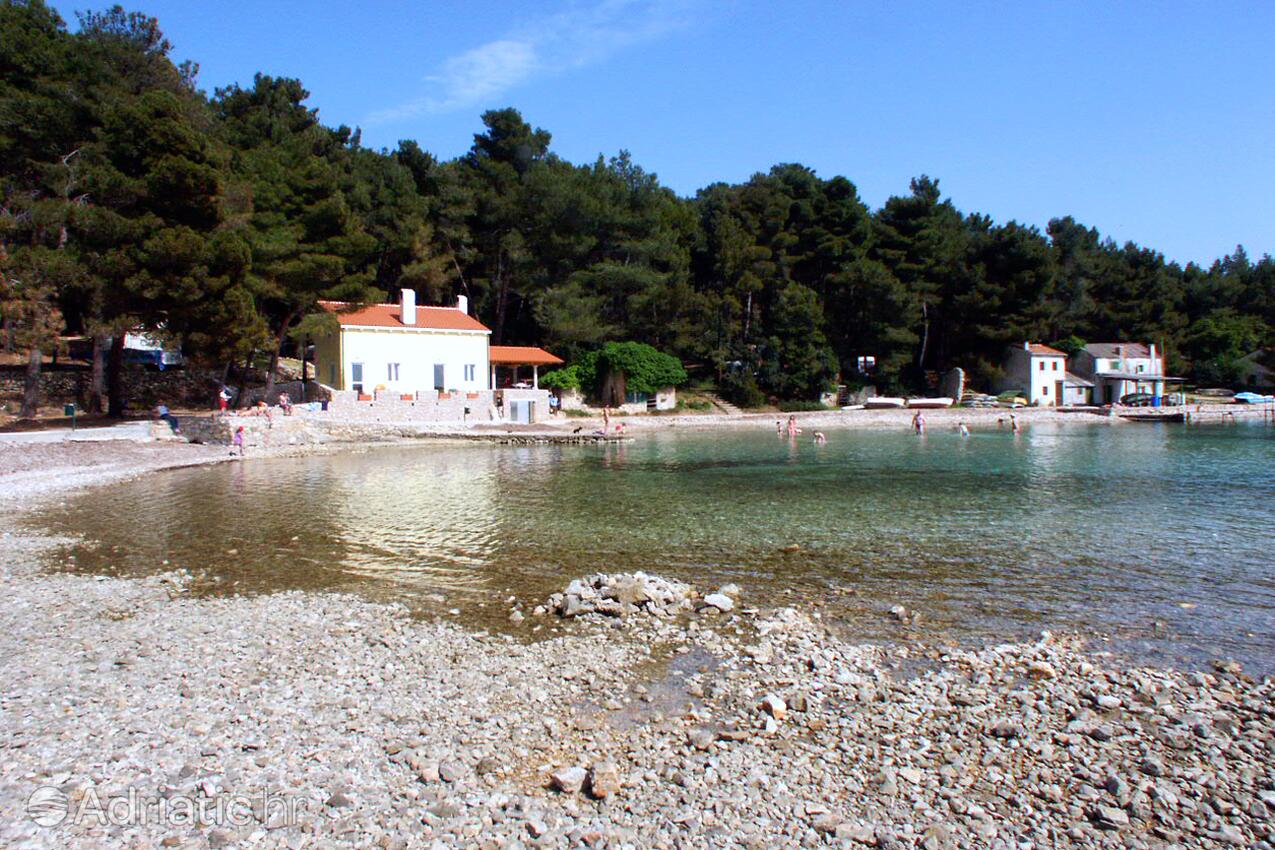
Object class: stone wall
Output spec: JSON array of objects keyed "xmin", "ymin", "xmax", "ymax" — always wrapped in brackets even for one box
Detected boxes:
[
  {"xmin": 0, "ymin": 366, "xmax": 223, "ymax": 412},
  {"xmin": 323, "ymin": 388, "xmax": 498, "ymax": 424},
  {"xmin": 181, "ymin": 412, "xmax": 458, "ymax": 447}
]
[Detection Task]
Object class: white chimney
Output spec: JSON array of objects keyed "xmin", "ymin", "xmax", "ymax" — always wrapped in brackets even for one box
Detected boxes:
[
  {"xmin": 400, "ymin": 288, "xmax": 416, "ymax": 325},
  {"xmin": 456, "ymin": 294, "xmax": 469, "ymax": 315}
]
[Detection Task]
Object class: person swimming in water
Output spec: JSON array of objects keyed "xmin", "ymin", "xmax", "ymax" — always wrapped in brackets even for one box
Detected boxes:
[
  {"xmin": 813, "ymin": 430, "xmax": 827, "ymax": 445},
  {"xmin": 912, "ymin": 410, "xmax": 926, "ymax": 435}
]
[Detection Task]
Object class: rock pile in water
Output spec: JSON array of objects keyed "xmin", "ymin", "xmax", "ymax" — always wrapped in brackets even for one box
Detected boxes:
[{"xmin": 543, "ymin": 572, "xmax": 739, "ymax": 619}]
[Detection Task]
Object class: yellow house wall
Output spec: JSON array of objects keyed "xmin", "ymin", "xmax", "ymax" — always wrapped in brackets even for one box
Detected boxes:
[{"xmin": 314, "ymin": 330, "xmax": 344, "ymax": 390}]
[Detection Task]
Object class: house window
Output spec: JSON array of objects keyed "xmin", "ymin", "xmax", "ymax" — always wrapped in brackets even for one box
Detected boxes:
[
  {"xmin": 387, "ymin": 363, "xmax": 400, "ymax": 381},
  {"xmin": 1136, "ymin": 364, "xmax": 1144, "ymax": 373},
  {"xmin": 1038, "ymin": 361, "xmax": 1045, "ymax": 371},
  {"xmin": 1042, "ymin": 385, "xmax": 1049, "ymax": 396},
  {"xmin": 351, "ymin": 362, "xmax": 364, "ymax": 394},
  {"xmin": 464, "ymin": 364, "xmax": 475, "ymax": 381},
  {"xmin": 1052, "ymin": 361, "xmax": 1059, "ymax": 371}
]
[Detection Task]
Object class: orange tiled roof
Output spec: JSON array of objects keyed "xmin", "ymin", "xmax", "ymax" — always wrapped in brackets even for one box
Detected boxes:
[
  {"xmin": 319, "ymin": 301, "xmax": 489, "ymax": 332},
  {"xmin": 489, "ymin": 345, "xmax": 564, "ymax": 366},
  {"xmin": 1027, "ymin": 343, "xmax": 1066, "ymax": 357}
]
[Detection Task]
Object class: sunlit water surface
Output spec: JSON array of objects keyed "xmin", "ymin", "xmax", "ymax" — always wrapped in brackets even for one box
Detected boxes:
[{"xmin": 32, "ymin": 422, "xmax": 1275, "ymax": 673}]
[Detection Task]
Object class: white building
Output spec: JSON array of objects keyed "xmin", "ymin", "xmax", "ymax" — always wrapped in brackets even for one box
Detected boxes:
[
  {"xmin": 315, "ymin": 291, "xmax": 491, "ymax": 396},
  {"xmin": 1071, "ymin": 343, "xmax": 1175, "ymax": 405},
  {"xmin": 998, "ymin": 342, "xmax": 1068, "ymax": 406}
]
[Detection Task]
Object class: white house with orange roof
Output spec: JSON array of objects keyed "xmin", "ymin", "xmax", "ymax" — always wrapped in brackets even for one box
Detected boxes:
[
  {"xmin": 312, "ymin": 290, "xmax": 562, "ymax": 423},
  {"xmin": 315, "ymin": 290, "xmax": 490, "ymax": 395}
]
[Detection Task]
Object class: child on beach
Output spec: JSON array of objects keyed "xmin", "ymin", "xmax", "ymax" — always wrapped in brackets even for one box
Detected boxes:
[{"xmin": 231, "ymin": 425, "xmax": 245, "ymax": 456}]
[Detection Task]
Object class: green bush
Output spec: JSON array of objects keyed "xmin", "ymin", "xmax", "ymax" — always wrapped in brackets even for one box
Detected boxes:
[
  {"xmin": 540, "ymin": 364, "xmax": 582, "ymax": 391},
  {"xmin": 542, "ymin": 342, "xmax": 686, "ymax": 399},
  {"xmin": 720, "ymin": 373, "xmax": 767, "ymax": 408},
  {"xmin": 778, "ymin": 400, "xmax": 830, "ymax": 412}
]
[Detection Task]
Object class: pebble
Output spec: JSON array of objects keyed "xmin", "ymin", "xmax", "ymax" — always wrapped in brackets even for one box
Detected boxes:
[
  {"xmin": 588, "ymin": 761, "xmax": 621, "ymax": 798},
  {"xmin": 702, "ymin": 593, "xmax": 734, "ymax": 613},
  {"xmin": 551, "ymin": 766, "xmax": 587, "ymax": 794},
  {"xmin": 2, "ymin": 552, "xmax": 1272, "ymax": 850}
]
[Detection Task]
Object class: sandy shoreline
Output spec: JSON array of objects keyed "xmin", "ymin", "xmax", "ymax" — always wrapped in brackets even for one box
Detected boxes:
[{"xmin": 1, "ymin": 435, "xmax": 1272, "ymax": 849}]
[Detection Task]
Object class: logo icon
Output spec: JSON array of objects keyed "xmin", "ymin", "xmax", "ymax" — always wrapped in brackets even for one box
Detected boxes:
[{"xmin": 27, "ymin": 786, "xmax": 69, "ymax": 827}]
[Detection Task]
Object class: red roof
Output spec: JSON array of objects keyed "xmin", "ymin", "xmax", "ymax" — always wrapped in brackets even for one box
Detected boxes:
[
  {"xmin": 1027, "ymin": 343, "xmax": 1066, "ymax": 357},
  {"xmin": 319, "ymin": 301, "xmax": 489, "ymax": 333},
  {"xmin": 489, "ymin": 345, "xmax": 564, "ymax": 366}
]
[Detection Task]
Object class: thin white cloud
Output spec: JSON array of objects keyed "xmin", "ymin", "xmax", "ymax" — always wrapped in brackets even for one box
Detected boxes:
[{"xmin": 368, "ymin": 0, "xmax": 698, "ymax": 123}]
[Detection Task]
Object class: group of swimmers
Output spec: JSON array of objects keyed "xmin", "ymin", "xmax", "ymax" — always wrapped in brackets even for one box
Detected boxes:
[{"xmin": 776, "ymin": 415, "xmax": 827, "ymax": 444}]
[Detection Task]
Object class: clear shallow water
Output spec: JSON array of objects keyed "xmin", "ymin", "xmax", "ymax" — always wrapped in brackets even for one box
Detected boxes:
[{"xmin": 33, "ymin": 422, "xmax": 1275, "ymax": 673}]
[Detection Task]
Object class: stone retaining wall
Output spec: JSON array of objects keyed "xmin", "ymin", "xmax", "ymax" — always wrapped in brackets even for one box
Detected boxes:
[
  {"xmin": 0, "ymin": 366, "xmax": 222, "ymax": 411},
  {"xmin": 324, "ymin": 388, "xmax": 499, "ymax": 424}
]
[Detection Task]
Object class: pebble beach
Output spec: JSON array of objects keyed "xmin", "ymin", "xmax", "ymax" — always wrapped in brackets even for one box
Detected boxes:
[{"xmin": 1, "ymin": 435, "xmax": 1272, "ymax": 849}]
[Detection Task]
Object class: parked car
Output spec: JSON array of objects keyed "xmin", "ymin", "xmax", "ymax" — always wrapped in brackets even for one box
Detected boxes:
[{"xmin": 1119, "ymin": 392, "xmax": 1156, "ymax": 407}]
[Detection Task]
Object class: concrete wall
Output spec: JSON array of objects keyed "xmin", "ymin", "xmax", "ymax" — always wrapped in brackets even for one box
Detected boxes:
[
  {"xmin": 315, "ymin": 326, "xmax": 490, "ymax": 395},
  {"xmin": 495, "ymin": 388, "xmax": 553, "ymax": 423}
]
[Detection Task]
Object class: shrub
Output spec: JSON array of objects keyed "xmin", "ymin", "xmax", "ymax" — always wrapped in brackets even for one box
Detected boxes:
[{"xmin": 778, "ymin": 400, "xmax": 829, "ymax": 412}]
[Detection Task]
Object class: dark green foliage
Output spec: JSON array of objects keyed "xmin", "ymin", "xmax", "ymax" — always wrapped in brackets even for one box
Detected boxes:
[
  {"xmin": 594, "ymin": 341, "xmax": 686, "ymax": 395},
  {"xmin": 2, "ymin": 0, "xmax": 1271, "ymax": 419},
  {"xmin": 543, "ymin": 342, "xmax": 686, "ymax": 400},
  {"xmin": 777, "ymin": 400, "xmax": 830, "ymax": 412}
]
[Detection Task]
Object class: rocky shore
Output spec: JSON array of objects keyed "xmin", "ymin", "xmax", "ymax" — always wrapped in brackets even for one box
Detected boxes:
[{"xmin": 1, "ymin": 442, "xmax": 1272, "ymax": 849}]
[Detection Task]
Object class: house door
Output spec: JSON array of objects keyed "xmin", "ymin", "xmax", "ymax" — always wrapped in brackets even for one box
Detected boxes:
[
  {"xmin": 351, "ymin": 362, "xmax": 364, "ymax": 394},
  {"xmin": 1055, "ymin": 381, "xmax": 1064, "ymax": 406},
  {"xmin": 433, "ymin": 364, "xmax": 445, "ymax": 391}
]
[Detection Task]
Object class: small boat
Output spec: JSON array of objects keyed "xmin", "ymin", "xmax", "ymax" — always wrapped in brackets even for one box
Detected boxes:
[
  {"xmin": 1233, "ymin": 392, "xmax": 1274, "ymax": 404},
  {"xmin": 864, "ymin": 397, "xmax": 906, "ymax": 409},
  {"xmin": 1119, "ymin": 412, "xmax": 1186, "ymax": 423},
  {"xmin": 906, "ymin": 397, "xmax": 954, "ymax": 409}
]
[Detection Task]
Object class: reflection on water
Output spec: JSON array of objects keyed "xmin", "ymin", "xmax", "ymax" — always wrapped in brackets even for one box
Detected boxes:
[{"xmin": 31, "ymin": 422, "xmax": 1275, "ymax": 673}]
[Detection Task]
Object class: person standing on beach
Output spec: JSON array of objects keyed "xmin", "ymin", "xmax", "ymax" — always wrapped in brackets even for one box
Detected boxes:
[
  {"xmin": 602, "ymin": 405, "xmax": 611, "ymax": 433},
  {"xmin": 218, "ymin": 385, "xmax": 232, "ymax": 414},
  {"xmin": 231, "ymin": 425, "xmax": 245, "ymax": 456}
]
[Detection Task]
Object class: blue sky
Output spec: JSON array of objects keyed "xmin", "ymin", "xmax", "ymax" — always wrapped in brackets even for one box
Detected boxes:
[{"xmin": 50, "ymin": 0, "xmax": 1274, "ymax": 266}]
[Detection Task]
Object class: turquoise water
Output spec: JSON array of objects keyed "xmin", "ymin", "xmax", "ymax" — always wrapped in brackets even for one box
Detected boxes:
[{"xmin": 36, "ymin": 421, "xmax": 1275, "ymax": 672}]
